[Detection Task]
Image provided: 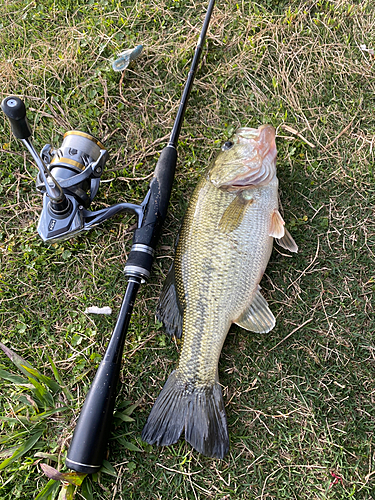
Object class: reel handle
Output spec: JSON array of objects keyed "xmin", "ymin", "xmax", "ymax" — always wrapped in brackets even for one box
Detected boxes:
[
  {"xmin": 1, "ymin": 96, "xmax": 32, "ymax": 140},
  {"xmin": 1, "ymin": 95, "xmax": 69, "ymax": 208}
]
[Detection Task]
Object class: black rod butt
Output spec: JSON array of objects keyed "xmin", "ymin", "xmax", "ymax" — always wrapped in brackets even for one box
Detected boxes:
[
  {"xmin": 65, "ymin": 360, "xmax": 121, "ymax": 473},
  {"xmin": 64, "ymin": 458, "xmax": 101, "ymax": 475},
  {"xmin": 66, "ymin": 280, "xmax": 140, "ymax": 474}
]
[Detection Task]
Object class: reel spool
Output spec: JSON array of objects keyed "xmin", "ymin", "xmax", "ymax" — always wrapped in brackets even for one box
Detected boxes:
[{"xmin": 38, "ymin": 130, "xmax": 108, "ymax": 209}]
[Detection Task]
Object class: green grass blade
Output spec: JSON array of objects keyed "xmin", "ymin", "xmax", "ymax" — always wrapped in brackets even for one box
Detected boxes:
[
  {"xmin": 123, "ymin": 403, "xmax": 138, "ymax": 416},
  {"xmin": 29, "ymin": 377, "xmax": 55, "ymax": 409},
  {"xmin": 80, "ymin": 478, "xmax": 93, "ymax": 500},
  {"xmin": 58, "ymin": 484, "xmax": 75, "ymax": 500},
  {"xmin": 0, "ymin": 342, "xmax": 39, "ymax": 379},
  {"xmin": 113, "ymin": 411, "xmax": 134, "ymax": 423},
  {"xmin": 117, "ymin": 439, "xmax": 143, "ymax": 452},
  {"xmin": 0, "ymin": 445, "xmax": 18, "ymax": 459},
  {"xmin": 0, "ymin": 343, "xmax": 61, "ymax": 392},
  {"xmin": 47, "ymin": 355, "xmax": 73, "ymax": 401},
  {"xmin": 30, "ymin": 406, "xmax": 69, "ymax": 422},
  {"xmin": 100, "ymin": 460, "xmax": 117, "ymax": 477},
  {"xmin": 0, "ymin": 430, "xmax": 30, "ymax": 445},
  {"xmin": 22, "ymin": 365, "xmax": 61, "ymax": 393},
  {"xmin": 0, "ymin": 416, "xmax": 29, "ymax": 425},
  {"xmin": 34, "ymin": 479, "xmax": 60, "ymax": 500},
  {"xmin": 0, "ymin": 368, "xmax": 28, "ymax": 384},
  {"xmin": 0, "ymin": 428, "xmax": 44, "ymax": 470}
]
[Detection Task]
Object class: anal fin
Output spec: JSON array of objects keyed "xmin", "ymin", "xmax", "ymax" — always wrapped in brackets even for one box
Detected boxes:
[
  {"xmin": 156, "ymin": 263, "xmax": 183, "ymax": 338},
  {"xmin": 234, "ymin": 288, "xmax": 275, "ymax": 333}
]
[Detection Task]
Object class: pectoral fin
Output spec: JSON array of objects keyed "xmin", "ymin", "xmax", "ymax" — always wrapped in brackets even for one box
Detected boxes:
[
  {"xmin": 219, "ymin": 193, "xmax": 253, "ymax": 234},
  {"xmin": 269, "ymin": 209, "xmax": 285, "ymax": 239},
  {"xmin": 234, "ymin": 288, "xmax": 276, "ymax": 333},
  {"xmin": 270, "ymin": 209, "xmax": 298, "ymax": 252},
  {"xmin": 156, "ymin": 263, "xmax": 184, "ymax": 338}
]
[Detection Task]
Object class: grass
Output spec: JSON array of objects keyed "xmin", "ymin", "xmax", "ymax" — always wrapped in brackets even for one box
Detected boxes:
[{"xmin": 0, "ymin": 0, "xmax": 375, "ymax": 498}]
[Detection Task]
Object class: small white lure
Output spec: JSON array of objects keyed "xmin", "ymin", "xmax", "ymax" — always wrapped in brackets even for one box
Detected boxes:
[{"xmin": 112, "ymin": 44, "xmax": 143, "ymax": 72}]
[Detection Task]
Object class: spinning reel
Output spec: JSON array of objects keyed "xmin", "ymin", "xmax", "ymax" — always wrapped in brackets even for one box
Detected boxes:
[{"xmin": 1, "ymin": 96, "xmax": 144, "ymax": 244}]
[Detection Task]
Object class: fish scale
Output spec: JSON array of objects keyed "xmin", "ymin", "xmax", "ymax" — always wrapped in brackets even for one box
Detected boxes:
[
  {"xmin": 175, "ymin": 175, "xmax": 278, "ymax": 388},
  {"xmin": 142, "ymin": 125, "xmax": 297, "ymax": 458}
]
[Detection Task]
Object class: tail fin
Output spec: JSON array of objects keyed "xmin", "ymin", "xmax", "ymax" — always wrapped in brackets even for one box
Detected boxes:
[{"xmin": 141, "ymin": 371, "xmax": 229, "ymax": 459}]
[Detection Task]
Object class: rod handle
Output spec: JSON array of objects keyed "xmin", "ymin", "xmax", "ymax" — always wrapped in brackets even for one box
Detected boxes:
[
  {"xmin": 125, "ymin": 145, "xmax": 177, "ymax": 279},
  {"xmin": 1, "ymin": 96, "xmax": 32, "ymax": 140},
  {"xmin": 66, "ymin": 279, "xmax": 140, "ymax": 473},
  {"xmin": 65, "ymin": 360, "xmax": 121, "ymax": 473}
]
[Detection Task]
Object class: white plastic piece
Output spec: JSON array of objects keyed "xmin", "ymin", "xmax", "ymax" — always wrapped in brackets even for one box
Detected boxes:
[{"xmin": 84, "ymin": 306, "xmax": 112, "ymax": 315}]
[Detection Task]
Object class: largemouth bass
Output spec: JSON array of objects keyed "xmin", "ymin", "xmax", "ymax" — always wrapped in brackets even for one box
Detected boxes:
[{"xmin": 142, "ymin": 125, "xmax": 297, "ymax": 458}]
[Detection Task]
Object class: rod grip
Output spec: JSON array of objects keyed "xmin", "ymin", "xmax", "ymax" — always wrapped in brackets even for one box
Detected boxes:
[
  {"xmin": 65, "ymin": 360, "xmax": 121, "ymax": 473},
  {"xmin": 125, "ymin": 146, "xmax": 177, "ymax": 278},
  {"xmin": 1, "ymin": 96, "xmax": 32, "ymax": 140},
  {"xmin": 139, "ymin": 145, "xmax": 177, "ymax": 246},
  {"xmin": 66, "ymin": 279, "xmax": 140, "ymax": 473}
]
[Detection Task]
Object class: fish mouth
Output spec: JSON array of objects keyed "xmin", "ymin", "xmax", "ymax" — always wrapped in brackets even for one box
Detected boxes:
[
  {"xmin": 235, "ymin": 127, "xmax": 263, "ymax": 140},
  {"xmin": 210, "ymin": 125, "xmax": 277, "ymax": 191},
  {"xmin": 235, "ymin": 125, "xmax": 275, "ymax": 149}
]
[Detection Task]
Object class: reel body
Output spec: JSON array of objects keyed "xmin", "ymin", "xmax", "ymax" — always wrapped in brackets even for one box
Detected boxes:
[
  {"xmin": 36, "ymin": 130, "xmax": 110, "ymax": 242},
  {"xmin": 39, "ymin": 130, "xmax": 107, "ymax": 208}
]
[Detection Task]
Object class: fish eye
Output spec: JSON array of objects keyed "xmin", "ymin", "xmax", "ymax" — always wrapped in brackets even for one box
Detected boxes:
[{"xmin": 221, "ymin": 141, "xmax": 234, "ymax": 151}]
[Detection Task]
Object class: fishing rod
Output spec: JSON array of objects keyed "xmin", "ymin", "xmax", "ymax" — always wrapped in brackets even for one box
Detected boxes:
[
  {"xmin": 66, "ymin": 0, "xmax": 214, "ymax": 472},
  {"xmin": 1, "ymin": 0, "xmax": 215, "ymax": 473}
]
